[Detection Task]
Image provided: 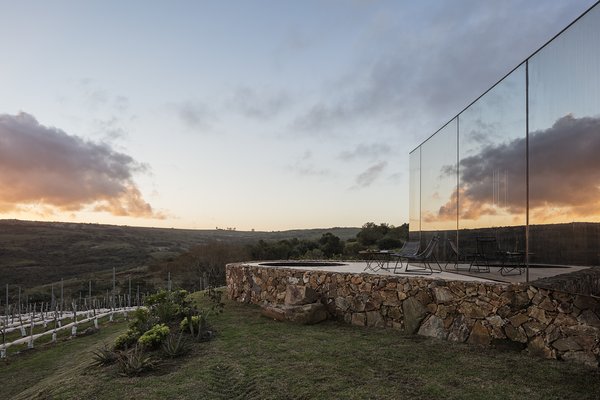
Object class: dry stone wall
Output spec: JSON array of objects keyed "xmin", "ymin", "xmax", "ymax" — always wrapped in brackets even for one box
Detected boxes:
[{"xmin": 227, "ymin": 263, "xmax": 600, "ymax": 368}]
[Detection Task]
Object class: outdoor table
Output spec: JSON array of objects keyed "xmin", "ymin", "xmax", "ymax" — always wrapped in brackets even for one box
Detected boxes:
[{"xmin": 359, "ymin": 250, "xmax": 393, "ymax": 272}]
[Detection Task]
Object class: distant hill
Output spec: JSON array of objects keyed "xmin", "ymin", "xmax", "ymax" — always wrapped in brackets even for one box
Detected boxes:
[{"xmin": 0, "ymin": 219, "xmax": 360, "ymax": 288}]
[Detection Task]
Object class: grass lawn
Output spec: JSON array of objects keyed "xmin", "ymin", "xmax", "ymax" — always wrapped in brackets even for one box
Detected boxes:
[{"xmin": 1, "ymin": 292, "xmax": 598, "ymax": 400}]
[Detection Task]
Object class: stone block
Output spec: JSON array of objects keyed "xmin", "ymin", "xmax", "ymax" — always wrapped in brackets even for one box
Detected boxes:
[
  {"xmin": 523, "ymin": 321, "xmax": 545, "ymax": 337},
  {"xmin": 351, "ymin": 312, "xmax": 366, "ymax": 326},
  {"xmin": 433, "ymin": 287, "xmax": 455, "ymax": 304},
  {"xmin": 468, "ymin": 321, "xmax": 490, "ymax": 346},
  {"xmin": 539, "ymin": 297, "xmax": 556, "ymax": 312},
  {"xmin": 552, "ymin": 337, "xmax": 582, "ymax": 352},
  {"xmin": 366, "ymin": 311, "xmax": 385, "ymax": 328},
  {"xmin": 284, "ymin": 285, "xmax": 318, "ymax": 306},
  {"xmin": 574, "ymin": 295, "xmax": 599, "ymax": 312},
  {"xmin": 577, "ymin": 310, "xmax": 600, "ymax": 328},
  {"xmin": 418, "ymin": 315, "xmax": 447, "ymax": 340},
  {"xmin": 458, "ymin": 301, "xmax": 487, "ymax": 319},
  {"xmin": 261, "ymin": 303, "xmax": 327, "ymax": 325},
  {"xmin": 505, "ymin": 324, "xmax": 527, "ymax": 343},
  {"xmin": 403, "ymin": 297, "xmax": 428, "ymax": 334},
  {"xmin": 509, "ymin": 313, "xmax": 528, "ymax": 327},
  {"xmin": 286, "ymin": 303, "xmax": 328, "ymax": 325},
  {"xmin": 448, "ymin": 315, "xmax": 471, "ymax": 343},
  {"xmin": 527, "ymin": 336, "xmax": 555, "ymax": 359},
  {"xmin": 261, "ymin": 305, "xmax": 287, "ymax": 321},
  {"xmin": 528, "ymin": 306, "xmax": 550, "ymax": 325}
]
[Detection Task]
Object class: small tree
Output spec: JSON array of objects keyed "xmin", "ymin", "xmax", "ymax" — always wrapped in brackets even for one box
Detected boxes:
[{"xmin": 318, "ymin": 233, "xmax": 343, "ymax": 258}]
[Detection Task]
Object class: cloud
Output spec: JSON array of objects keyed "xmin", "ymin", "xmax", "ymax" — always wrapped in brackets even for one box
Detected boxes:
[
  {"xmin": 172, "ymin": 100, "xmax": 216, "ymax": 132},
  {"xmin": 353, "ymin": 161, "xmax": 388, "ymax": 189},
  {"xmin": 428, "ymin": 114, "xmax": 600, "ymax": 224},
  {"xmin": 228, "ymin": 86, "xmax": 293, "ymax": 120},
  {"xmin": 0, "ymin": 112, "xmax": 163, "ymax": 219},
  {"xmin": 291, "ymin": 1, "xmax": 585, "ymax": 136},
  {"xmin": 79, "ymin": 79, "xmax": 130, "ymax": 113},
  {"xmin": 339, "ymin": 143, "xmax": 392, "ymax": 162},
  {"xmin": 286, "ymin": 151, "xmax": 330, "ymax": 177}
]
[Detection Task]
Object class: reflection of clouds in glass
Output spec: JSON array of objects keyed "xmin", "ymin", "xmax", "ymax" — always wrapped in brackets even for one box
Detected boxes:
[
  {"xmin": 529, "ymin": 114, "xmax": 600, "ymax": 222},
  {"xmin": 433, "ymin": 114, "xmax": 600, "ymax": 224}
]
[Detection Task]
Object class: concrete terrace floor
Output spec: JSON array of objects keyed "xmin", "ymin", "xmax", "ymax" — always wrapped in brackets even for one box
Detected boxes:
[{"xmin": 247, "ymin": 260, "xmax": 590, "ymax": 285}]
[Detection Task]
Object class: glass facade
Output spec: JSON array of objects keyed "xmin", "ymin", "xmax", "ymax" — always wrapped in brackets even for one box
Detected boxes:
[{"xmin": 409, "ymin": 2, "xmax": 600, "ymax": 270}]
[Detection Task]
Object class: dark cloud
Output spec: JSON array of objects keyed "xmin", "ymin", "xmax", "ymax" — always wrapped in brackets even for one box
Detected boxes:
[
  {"xmin": 0, "ymin": 112, "xmax": 163, "ymax": 218},
  {"xmin": 228, "ymin": 86, "xmax": 293, "ymax": 120},
  {"xmin": 338, "ymin": 143, "xmax": 392, "ymax": 162},
  {"xmin": 431, "ymin": 115, "xmax": 600, "ymax": 222},
  {"xmin": 353, "ymin": 161, "xmax": 388, "ymax": 189}
]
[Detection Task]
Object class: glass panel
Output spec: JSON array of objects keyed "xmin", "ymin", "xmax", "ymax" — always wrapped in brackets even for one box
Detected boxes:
[
  {"xmin": 458, "ymin": 64, "xmax": 527, "ymax": 258},
  {"xmin": 529, "ymin": 4, "xmax": 600, "ymax": 266},
  {"xmin": 420, "ymin": 119, "xmax": 457, "ymax": 261},
  {"xmin": 408, "ymin": 148, "xmax": 421, "ymax": 242}
]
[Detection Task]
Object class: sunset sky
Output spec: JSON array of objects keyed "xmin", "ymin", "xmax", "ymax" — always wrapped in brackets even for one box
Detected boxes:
[{"xmin": 0, "ymin": 0, "xmax": 595, "ymax": 231}]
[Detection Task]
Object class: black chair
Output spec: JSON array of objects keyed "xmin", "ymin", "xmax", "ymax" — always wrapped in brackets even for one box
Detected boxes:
[
  {"xmin": 445, "ymin": 239, "xmax": 474, "ymax": 271},
  {"xmin": 391, "ymin": 241, "xmax": 420, "ymax": 273},
  {"xmin": 396, "ymin": 236, "xmax": 441, "ymax": 275},
  {"xmin": 469, "ymin": 237, "xmax": 504, "ymax": 273}
]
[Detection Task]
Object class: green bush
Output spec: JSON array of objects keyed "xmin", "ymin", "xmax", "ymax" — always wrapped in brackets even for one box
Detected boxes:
[
  {"xmin": 138, "ymin": 323, "xmax": 170, "ymax": 349},
  {"xmin": 115, "ymin": 328, "xmax": 141, "ymax": 350},
  {"xmin": 145, "ymin": 289, "xmax": 191, "ymax": 324},
  {"xmin": 180, "ymin": 315, "xmax": 200, "ymax": 333},
  {"xmin": 129, "ymin": 307, "xmax": 155, "ymax": 333}
]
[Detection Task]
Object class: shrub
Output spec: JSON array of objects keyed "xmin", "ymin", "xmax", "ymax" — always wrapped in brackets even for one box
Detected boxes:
[
  {"xmin": 138, "ymin": 323, "xmax": 170, "ymax": 349},
  {"xmin": 180, "ymin": 315, "xmax": 200, "ymax": 333},
  {"xmin": 129, "ymin": 307, "xmax": 155, "ymax": 333},
  {"xmin": 155, "ymin": 301, "xmax": 179, "ymax": 324},
  {"xmin": 117, "ymin": 345, "xmax": 156, "ymax": 376},
  {"xmin": 145, "ymin": 289, "xmax": 191, "ymax": 324},
  {"xmin": 115, "ymin": 328, "xmax": 141, "ymax": 350}
]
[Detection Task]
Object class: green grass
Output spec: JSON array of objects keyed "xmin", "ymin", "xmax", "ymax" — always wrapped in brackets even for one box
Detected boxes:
[{"xmin": 1, "ymin": 294, "xmax": 598, "ymax": 399}]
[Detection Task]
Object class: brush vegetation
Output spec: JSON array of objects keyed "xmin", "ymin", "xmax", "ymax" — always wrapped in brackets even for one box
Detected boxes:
[{"xmin": 0, "ymin": 291, "xmax": 598, "ymax": 400}]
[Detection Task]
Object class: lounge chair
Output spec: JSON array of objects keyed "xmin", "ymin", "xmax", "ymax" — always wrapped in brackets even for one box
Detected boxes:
[
  {"xmin": 391, "ymin": 241, "xmax": 420, "ymax": 273},
  {"xmin": 395, "ymin": 236, "xmax": 441, "ymax": 275},
  {"xmin": 445, "ymin": 239, "xmax": 475, "ymax": 271},
  {"xmin": 469, "ymin": 236, "xmax": 503, "ymax": 273}
]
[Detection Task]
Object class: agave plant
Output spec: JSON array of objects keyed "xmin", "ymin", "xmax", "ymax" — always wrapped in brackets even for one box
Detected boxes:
[
  {"xmin": 91, "ymin": 343, "xmax": 119, "ymax": 366},
  {"xmin": 162, "ymin": 333, "xmax": 190, "ymax": 358},
  {"xmin": 116, "ymin": 345, "xmax": 156, "ymax": 376}
]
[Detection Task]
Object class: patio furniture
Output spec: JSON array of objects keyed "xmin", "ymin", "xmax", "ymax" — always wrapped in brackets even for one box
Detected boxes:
[
  {"xmin": 394, "ymin": 236, "xmax": 441, "ymax": 275},
  {"xmin": 499, "ymin": 251, "xmax": 528, "ymax": 276},
  {"xmin": 390, "ymin": 241, "xmax": 420, "ymax": 273},
  {"xmin": 360, "ymin": 250, "xmax": 393, "ymax": 272},
  {"xmin": 469, "ymin": 236, "xmax": 500, "ymax": 273},
  {"xmin": 444, "ymin": 238, "xmax": 475, "ymax": 271}
]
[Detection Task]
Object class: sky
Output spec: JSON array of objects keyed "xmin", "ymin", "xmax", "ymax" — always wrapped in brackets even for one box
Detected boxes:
[{"xmin": 0, "ymin": 0, "xmax": 596, "ymax": 231}]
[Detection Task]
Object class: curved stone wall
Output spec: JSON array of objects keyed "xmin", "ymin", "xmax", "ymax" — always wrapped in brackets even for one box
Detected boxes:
[{"xmin": 226, "ymin": 263, "xmax": 600, "ymax": 368}]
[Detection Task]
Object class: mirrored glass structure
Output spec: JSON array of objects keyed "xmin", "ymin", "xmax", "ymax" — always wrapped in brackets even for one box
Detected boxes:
[{"xmin": 408, "ymin": 2, "xmax": 600, "ymax": 274}]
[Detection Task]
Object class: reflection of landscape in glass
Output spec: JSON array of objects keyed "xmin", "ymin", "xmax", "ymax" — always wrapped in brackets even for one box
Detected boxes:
[
  {"xmin": 458, "ymin": 64, "xmax": 526, "ymax": 230},
  {"xmin": 529, "ymin": 4, "xmax": 600, "ymax": 225},
  {"xmin": 420, "ymin": 119, "xmax": 457, "ymax": 232},
  {"xmin": 408, "ymin": 148, "xmax": 421, "ymax": 241},
  {"xmin": 409, "ymin": 2, "xmax": 600, "ymax": 266}
]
